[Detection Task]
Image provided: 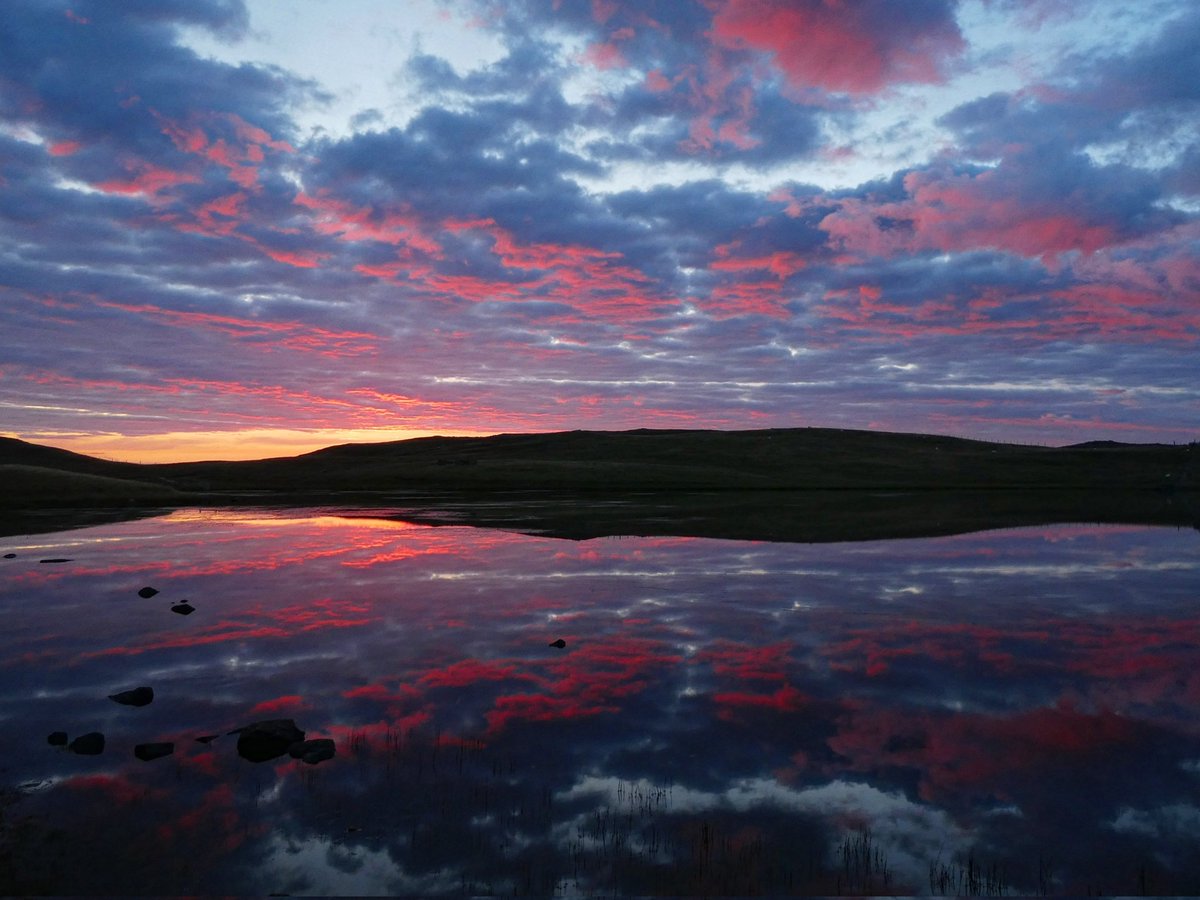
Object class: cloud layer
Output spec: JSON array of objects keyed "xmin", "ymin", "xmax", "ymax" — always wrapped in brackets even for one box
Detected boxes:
[{"xmin": 1, "ymin": 0, "xmax": 1196, "ymax": 458}]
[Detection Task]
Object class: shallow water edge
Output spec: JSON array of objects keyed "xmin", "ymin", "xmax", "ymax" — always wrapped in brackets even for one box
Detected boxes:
[{"xmin": 2, "ymin": 486, "xmax": 1196, "ymax": 542}]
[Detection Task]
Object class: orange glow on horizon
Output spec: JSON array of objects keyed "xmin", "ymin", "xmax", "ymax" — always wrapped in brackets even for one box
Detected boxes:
[{"xmin": 14, "ymin": 427, "xmax": 492, "ymax": 464}]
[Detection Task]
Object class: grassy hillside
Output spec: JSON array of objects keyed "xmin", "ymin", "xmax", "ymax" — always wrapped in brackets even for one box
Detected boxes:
[
  {"xmin": 1, "ymin": 428, "xmax": 1195, "ymax": 540},
  {"xmin": 0, "ymin": 464, "xmax": 194, "ymax": 515},
  {"xmin": 3, "ymin": 427, "xmax": 1196, "ymax": 505},
  {"xmin": 0, "ymin": 436, "xmax": 145, "ymax": 478},
  {"xmin": 151, "ymin": 427, "xmax": 1197, "ymax": 494}
]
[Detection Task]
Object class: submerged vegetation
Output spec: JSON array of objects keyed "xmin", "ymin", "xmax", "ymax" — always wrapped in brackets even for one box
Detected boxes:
[{"xmin": 5, "ymin": 722, "xmax": 1179, "ymax": 895}]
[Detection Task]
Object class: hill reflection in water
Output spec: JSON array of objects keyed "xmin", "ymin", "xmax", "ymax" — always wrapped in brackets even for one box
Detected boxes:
[{"xmin": 1, "ymin": 509, "xmax": 1198, "ymax": 895}]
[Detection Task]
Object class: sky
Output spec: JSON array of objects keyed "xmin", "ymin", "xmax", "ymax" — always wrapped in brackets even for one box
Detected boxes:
[{"xmin": 1, "ymin": 0, "xmax": 1197, "ymax": 462}]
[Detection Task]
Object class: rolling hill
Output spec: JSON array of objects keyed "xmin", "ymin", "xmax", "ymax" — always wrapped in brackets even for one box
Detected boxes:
[
  {"xmin": 3, "ymin": 427, "xmax": 1196, "ymax": 501},
  {"xmin": 2, "ymin": 428, "xmax": 1195, "ymax": 540}
]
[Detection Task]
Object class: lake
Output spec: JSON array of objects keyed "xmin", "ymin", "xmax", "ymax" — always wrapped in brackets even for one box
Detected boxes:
[{"xmin": 1, "ymin": 508, "xmax": 1198, "ymax": 895}]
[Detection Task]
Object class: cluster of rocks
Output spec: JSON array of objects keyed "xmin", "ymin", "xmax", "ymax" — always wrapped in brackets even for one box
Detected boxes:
[
  {"xmin": 47, "ymin": 684, "xmax": 169, "ymax": 760},
  {"xmin": 232, "ymin": 719, "xmax": 336, "ymax": 765},
  {"xmin": 138, "ymin": 584, "xmax": 195, "ymax": 616},
  {"xmin": 48, "ymin": 687, "xmax": 335, "ymax": 766},
  {"xmin": 47, "ymin": 730, "xmax": 104, "ymax": 755},
  {"xmin": 42, "ymin": 585, "xmax": 335, "ymax": 768}
]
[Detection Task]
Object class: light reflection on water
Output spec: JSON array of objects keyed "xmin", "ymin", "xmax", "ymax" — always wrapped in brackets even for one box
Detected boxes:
[{"xmin": 1, "ymin": 509, "xmax": 1198, "ymax": 895}]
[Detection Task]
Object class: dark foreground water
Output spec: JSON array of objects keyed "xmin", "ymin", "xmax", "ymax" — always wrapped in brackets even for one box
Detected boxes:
[{"xmin": 1, "ymin": 509, "xmax": 1198, "ymax": 896}]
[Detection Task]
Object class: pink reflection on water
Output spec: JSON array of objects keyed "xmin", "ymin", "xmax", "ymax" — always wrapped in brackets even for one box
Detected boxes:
[{"xmin": 3, "ymin": 511, "xmax": 1198, "ymax": 894}]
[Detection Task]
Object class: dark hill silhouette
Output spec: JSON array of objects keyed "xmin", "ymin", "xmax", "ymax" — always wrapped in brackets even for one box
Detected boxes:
[
  {"xmin": 150, "ymin": 427, "xmax": 1194, "ymax": 493},
  {"xmin": 2, "ymin": 428, "xmax": 1196, "ymax": 541},
  {"xmin": 0, "ymin": 436, "xmax": 143, "ymax": 477}
]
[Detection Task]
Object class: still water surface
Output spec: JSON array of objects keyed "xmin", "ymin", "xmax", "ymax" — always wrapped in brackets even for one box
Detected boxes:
[{"xmin": 1, "ymin": 509, "xmax": 1198, "ymax": 895}]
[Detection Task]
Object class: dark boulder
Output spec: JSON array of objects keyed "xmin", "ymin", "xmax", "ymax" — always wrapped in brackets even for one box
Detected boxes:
[
  {"xmin": 288, "ymin": 738, "xmax": 336, "ymax": 765},
  {"xmin": 137, "ymin": 586, "xmax": 159, "ymax": 598},
  {"xmin": 195, "ymin": 734, "xmax": 219, "ymax": 744},
  {"xmin": 134, "ymin": 742, "xmax": 174, "ymax": 761},
  {"xmin": 3, "ymin": 553, "xmax": 15, "ymax": 559},
  {"xmin": 47, "ymin": 731, "xmax": 68, "ymax": 746},
  {"xmin": 170, "ymin": 602, "xmax": 195, "ymax": 616},
  {"xmin": 68, "ymin": 732, "xmax": 105, "ymax": 755},
  {"xmin": 234, "ymin": 719, "xmax": 306, "ymax": 762},
  {"xmin": 549, "ymin": 638, "xmax": 567, "ymax": 648},
  {"xmin": 39, "ymin": 558, "xmax": 73, "ymax": 564},
  {"xmin": 108, "ymin": 686, "xmax": 154, "ymax": 707}
]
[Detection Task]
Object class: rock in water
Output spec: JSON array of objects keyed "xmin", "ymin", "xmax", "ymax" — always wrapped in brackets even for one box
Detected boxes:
[
  {"xmin": 68, "ymin": 732, "xmax": 105, "ymax": 755},
  {"xmin": 288, "ymin": 738, "xmax": 336, "ymax": 765},
  {"xmin": 39, "ymin": 558, "xmax": 73, "ymax": 564},
  {"xmin": 170, "ymin": 602, "xmax": 195, "ymax": 616},
  {"xmin": 108, "ymin": 686, "xmax": 154, "ymax": 707},
  {"xmin": 549, "ymin": 638, "xmax": 567, "ymax": 648},
  {"xmin": 47, "ymin": 731, "xmax": 68, "ymax": 746},
  {"xmin": 134, "ymin": 742, "xmax": 174, "ymax": 761},
  {"xmin": 3, "ymin": 553, "xmax": 15, "ymax": 559},
  {"xmin": 137, "ymin": 586, "xmax": 159, "ymax": 598},
  {"xmin": 235, "ymin": 719, "xmax": 306, "ymax": 762}
]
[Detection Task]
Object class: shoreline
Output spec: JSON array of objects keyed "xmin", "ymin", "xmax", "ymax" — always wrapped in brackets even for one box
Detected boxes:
[{"xmin": 3, "ymin": 486, "xmax": 1196, "ymax": 543}]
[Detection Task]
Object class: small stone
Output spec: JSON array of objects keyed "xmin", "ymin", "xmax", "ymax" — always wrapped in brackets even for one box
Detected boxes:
[
  {"xmin": 47, "ymin": 731, "xmax": 68, "ymax": 746},
  {"xmin": 137, "ymin": 586, "xmax": 159, "ymax": 598},
  {"xmin": 170, "ymin": 602, "xmax": 195, "ymax": 616},
  {"xmin": 195, "ymin": 734, "xmax": 219, "ymax": 744},
  {"xmin": 549, "ymin": 638, "xmax": 567, "ymax": 649},
  {"xmin": 109, "ymin": 686, "xmax": 154, "ymax": 707},
  {"xmin": 134, "ymin": 742, "xmax": 174, "ymax": 761},
  {"xmin": 3, "ymin": 553, "xmax": 15, "ymax": 559},
  {"xmin": 235, "ymin": 719, "xmax": 306, "ymax": 763},
  {"xmin": 68, "ymin": 732, "xmax": 105, "ymax": 755},
  {"xmin": 39, "ymin": 558, "xmax": 73, "ymax": 564}
]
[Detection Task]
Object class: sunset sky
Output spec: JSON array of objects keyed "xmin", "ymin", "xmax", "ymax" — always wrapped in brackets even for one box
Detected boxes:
[{"xmin": 2, "ymin": 0, "xmax": 1197, "ymax": 462}]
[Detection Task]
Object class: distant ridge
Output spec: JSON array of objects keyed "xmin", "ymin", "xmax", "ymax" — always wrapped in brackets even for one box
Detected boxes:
[
  {"xmin": 2, "ymin": 428, "xmax": 1196, "ymax": 541},
  {"xmin": 0, "ymin": 435, "xmax": 142, "ymax": 476},
  {"xmin": 2, "ymin": 427, "xmax": 1195, "ymax": 502}
]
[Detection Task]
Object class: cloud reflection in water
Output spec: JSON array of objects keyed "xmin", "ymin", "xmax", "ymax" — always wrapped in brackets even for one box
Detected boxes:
[{"xmin": 0, "ymin": 510, "xmax": 1198, "ymax": 895}]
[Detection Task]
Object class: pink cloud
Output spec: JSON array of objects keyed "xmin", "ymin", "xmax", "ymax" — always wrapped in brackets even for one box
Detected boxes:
[
  {"xmin": 295, "ymin": 192, "xmax": 444, "ymax": 256},
  {"xmin": 96, "ymin": 159, "xmax": 199, "ymax": 197},
  {"xmin": 257, "ymin": 245, "xmax": 326, "ymax": 269},
  {"xmin": 156, "ymin": 111, "xmax": 293, "ymax": 191},
  {"xmin": 710, "ymin": 0, "xmax": 964, "ymax": 95},
  {"xmin": 405, "ymin": 220, "xmax": 666, "ymax": 321},
  {"xmin": 710, "ymin": 244, "xmax": 807, "ymax": 278},
  {"xmin": 581, "ymin": 41, "xmax": 627, "ymax": 70},
  {"xmin": 645, "ymin": 69, "xmax": 673, "ymax": 92},
  {"xmin": 49, "ymin": 139, "xmax": 82, "ymax": 156},
  {"xmin": 97, "ymin": 300, "xmax": 379, "ymax": 358},
  {"xmin": 673, "ymin": 52, "xmax": 762, "ymax": 155},
  {"xmin": 821, "ymin": 168, "xmax": 1124, "ymax": 261},
  {"xmin": 591, "ymin": 0, "xmax": 619, "ymax": 24}
]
